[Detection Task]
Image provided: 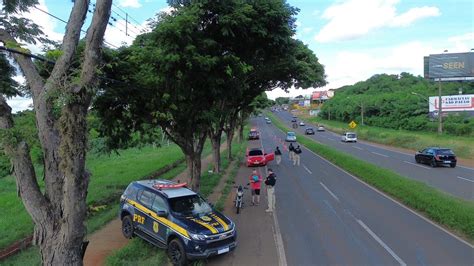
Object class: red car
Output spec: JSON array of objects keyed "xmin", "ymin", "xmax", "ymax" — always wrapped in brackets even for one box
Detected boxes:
[{"xmin": 246, "ymin": 148, "xmax": 275, "ymax": 167}]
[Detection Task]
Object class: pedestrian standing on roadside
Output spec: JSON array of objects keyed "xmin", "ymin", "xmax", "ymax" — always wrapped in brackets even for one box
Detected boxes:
[
  {"xmin": 275, "ymin": 146, "xmax": 282, "ymax": 165},
  {"xmin": 265, "ymin": 168, "xmax": 277, "ymax": 213},
  {"xmin": 293, "ymin": 145, "xmax": 302, "ymax": 166},
  {"xmin": 288, "ymin": 142, "xmax": 295, "ymax": 161},
  {"xmin": 249, "ymin": 169, "xmax": 262, "ymax": 205}
]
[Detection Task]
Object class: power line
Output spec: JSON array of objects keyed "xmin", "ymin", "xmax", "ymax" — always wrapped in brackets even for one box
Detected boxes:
[
  {"xmin": 0, "ymin": 45, "xmax": 130, "ymax": 85},
  {"xmin": 33, "ymin": 6, "xmax": 120, "ymax": 49},
  {"xmin": 111, "ymin": 2, "xmax": 146, "ymax": 31}
]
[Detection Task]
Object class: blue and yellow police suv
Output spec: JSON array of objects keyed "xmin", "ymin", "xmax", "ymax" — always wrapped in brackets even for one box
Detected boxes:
[{"xmin": 119, "ymin": 179, "xmax": 237, "ymax": 265}]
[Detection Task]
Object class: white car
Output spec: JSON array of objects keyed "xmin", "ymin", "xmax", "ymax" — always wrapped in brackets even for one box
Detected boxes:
[
  {"xmin": 299, "ymin": 121, "xmax": 305, "ymax": 126},
  {"xmin": 341, "ymin": 132, "xmax": 357, "ymax": 142},
  {"xmin": 285, "ymin": 131, "xmax": 297, "ymax": 142},
  {"xmin": 317, "ymin": 126, "xmax": 325, "ymax": 131}
]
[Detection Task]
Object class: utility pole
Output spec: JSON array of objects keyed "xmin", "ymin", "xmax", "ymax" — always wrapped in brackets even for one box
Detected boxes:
[
  {"xmin": 360, "ymin": 101, "xmax": 364, "ymax": 126},
  {"xmin": 438, "ymin": 80, "xmax": 443, "ymax": 134}
]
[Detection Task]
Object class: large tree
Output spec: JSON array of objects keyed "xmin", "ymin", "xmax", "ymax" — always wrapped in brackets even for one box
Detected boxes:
[
  {"xmin": 95, "ymin": 0, "xmax": 326, "ymax": 190},
  {"xmin": 0, "ymin": 0, "xmax": 112, "ymax": 264}
]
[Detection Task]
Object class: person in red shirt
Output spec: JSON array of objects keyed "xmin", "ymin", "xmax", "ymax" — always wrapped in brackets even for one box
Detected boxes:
[{"xmin": 249, "ymin": 169, "xmax": 262, "ymax": 205}]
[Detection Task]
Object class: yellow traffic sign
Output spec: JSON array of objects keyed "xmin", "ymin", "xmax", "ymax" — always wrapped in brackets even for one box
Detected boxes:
[{"xmin": 349, "ymin": 121, "xmax": 357, "ymax": 129}]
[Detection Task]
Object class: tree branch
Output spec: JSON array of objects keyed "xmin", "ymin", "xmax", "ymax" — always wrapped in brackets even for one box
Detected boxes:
[
  {"xmin": 47, "ymin": 0, "xmax": 89, "ymax": 87},
  {"xmin": 0, "ymin": 96, "xmax": 49, "ymax": 222},
  {"xmin": 78, "ymin": 0, "xmax": 113, "ymax": 93}
]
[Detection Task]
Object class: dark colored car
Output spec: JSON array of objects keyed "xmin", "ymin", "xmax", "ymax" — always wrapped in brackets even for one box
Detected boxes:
[
  {"xmin": 415, "ymin": 147, "xmax": 457, "ymax": 168},
  {"xmin": 119, "ymin": 180, "xmax": 236, "ymax": 265},
  {"xmin": 305, "ymin": 128, "xmax": 315, "ymax": 135},
  {"xmin": 291, "ymin": 118, "xmax": 297, "ymax": 122},
  {"xmin": 248, "ymin": 129, "xmax": 260, "ymax": 140}
]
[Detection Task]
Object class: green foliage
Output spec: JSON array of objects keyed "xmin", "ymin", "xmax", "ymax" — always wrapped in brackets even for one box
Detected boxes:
[
  {"xmin": 0, "ymin": 52, "xmax": 21, "ymax": 97},
  {"xmin": 269, "ymin": 112, "xmax": 474, "ymax": 240},
  {"xmin": 320, "ymin": 73, "xmax": 474, "ymax": 136}
]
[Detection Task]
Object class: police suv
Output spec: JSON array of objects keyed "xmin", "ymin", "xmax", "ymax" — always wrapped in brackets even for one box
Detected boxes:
[{"xmin": 119, "ymin": 180, "xmax": 237, "ymax": 265}]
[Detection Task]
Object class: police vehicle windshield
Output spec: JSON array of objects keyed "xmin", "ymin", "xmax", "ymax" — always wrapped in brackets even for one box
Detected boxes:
[{"xmin": 168, "ymin": 194, "xmax": 212, "ymax": 216}]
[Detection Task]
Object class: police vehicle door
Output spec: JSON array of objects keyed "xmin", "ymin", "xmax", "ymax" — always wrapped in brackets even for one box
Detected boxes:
[
  {"xmin": 136, "ymin": 189, "xmax": 156, "ymax": 235},
  {"xmin": 149, "ymin": 194, "xmax": 168, "ymax": 243}
]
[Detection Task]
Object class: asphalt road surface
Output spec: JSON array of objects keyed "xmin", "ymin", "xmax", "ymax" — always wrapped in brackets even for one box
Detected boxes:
[
  {"xmin": 253, "ymin": 117, "xmax": 473, "ymax": 266},
  {"xmin": 273, "ymin": 111, "xmax": 474, "ymax": 201}
]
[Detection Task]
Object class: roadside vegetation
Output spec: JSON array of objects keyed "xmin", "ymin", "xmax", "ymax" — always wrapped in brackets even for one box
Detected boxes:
[
  {"xmin": 269, "ymin": 112, "xmax": 474, "ymax": 242},
  {"xmin": 0, "ymin": 145, "xmax": 184, "ymax": 249},
  {"xmin": 319, "ymin": 73, "xmax": 474, "ymax": 136},
  {"xmin": 303, "ymin": 116, "xmax": 474, "ymax": 160}
]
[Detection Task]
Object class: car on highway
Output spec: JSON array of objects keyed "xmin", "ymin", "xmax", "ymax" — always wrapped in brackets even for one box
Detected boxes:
[
  {"xmin": 415, "ymin": 147, "xmax": 457, "ymax": 168},
  {"xmin": 246, "ymin": 148, "xmax": 275, "ymax": 167},
  {"xmin": 317, "ymin": 126, "xmax": 325, "ymax": 132},
  {"xmin": 341, "ymin": 132, "xmax": 357, "ymax": 142},
  {"xmin": 299, "ymin": 121, "xmax": 305, "ymax": 126},
  {"xmin": 305, "ymin": 127, "xmax": 315, "ymax": 135},
  {"xmin": 119, "ymin": 180, "xmax": 236, "ymax": 265},
  {"xmin": 266, "ymin": 119, "xmax": 272, "ymax": 124},
  {"xmin": 248, "ymin": 129, "xmax": 260, "ymax": 140},
  {"xmin": 285, "ymin": 131, "xmax": 297, "ymax": 142},
  {"xmin": 291, "ymin": 118, "xmax": 297, "ymax": 122}
]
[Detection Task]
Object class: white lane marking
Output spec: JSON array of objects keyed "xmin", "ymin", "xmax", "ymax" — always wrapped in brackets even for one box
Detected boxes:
[
  {"xmin": 372, "ymin": 152, "xmax": 389, "ymax": 158},
  {"xmin": 357, "ymin": 219, "xmax": 407, "ymax": 266},
  {"xmin": 259, "ymin": 123, "xmax": 287, "ymax": 266},
  {"xmin": 272, "ymin": 116, "xmax": 474, "ymax": 248},
  {"xmin": 352, "ymin": 145, "xmax": 364, "ymax": 150},
  {"xmin": 273, "ymin": 209, "xmax": 288, "ymax": 266},
  {"xmin": 303, "ymin": 164, "xmax": 312, "ymax": 174},
  {"xmin": 320, "ymin": 182, "xmax": 340, "ymax": 202},
  {"xmin": 457, "ymin": 176, "xmax": 474, "ymax": 183},
  {"xmin": 458, "ymin": 165, "xmax": 474, "ymax": 171},
  {"xmin": 403, "ymin": 161, "xmax": 431, "ymax": 170}
]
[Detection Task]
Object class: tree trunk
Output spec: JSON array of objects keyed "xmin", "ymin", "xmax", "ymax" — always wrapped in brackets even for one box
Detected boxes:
[
  {"xmin": 210, "ymin": 131, "xmax": 222, "ymax": 173},
  {"xmin": 186, "ymin": 153, "xmax": 202, "ymax": 192},
  {"xmin": 238, "ymin": 123, "xmax": 244, "ymax": 143},
  {"xmin": 0, "ymin": 1, "xmax": 112, "ymax": 265},
  {"xmin": 225, "ymin": 128, "xmax": 234, "ymax": 160}
]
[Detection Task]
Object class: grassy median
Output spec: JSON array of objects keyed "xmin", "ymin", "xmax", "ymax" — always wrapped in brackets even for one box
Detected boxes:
[{"xmin": 268, "ymin": 112, "xmax": 474, "ymax": 242}]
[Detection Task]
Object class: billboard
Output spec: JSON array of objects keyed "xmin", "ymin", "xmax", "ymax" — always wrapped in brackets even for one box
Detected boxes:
[
  {"xmin": 428, "ymin": 94, "xmax": 474, "ymax": 113},
  {"xmin": 427, "ymin": 52, "xmax": 474, "ymax": 80}
]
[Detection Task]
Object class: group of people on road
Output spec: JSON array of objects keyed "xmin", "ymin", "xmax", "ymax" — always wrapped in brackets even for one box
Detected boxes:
[
  {"xmin": 248, "ymin": 168, "xmax": 277, "ymax": 212},
  {"xmin": 275, "ymin": 143, "xmax": 302, "ymax": 166},
  {"xmin": 247, "ymin": 142, "xmax": 301, "ymax": 213}
]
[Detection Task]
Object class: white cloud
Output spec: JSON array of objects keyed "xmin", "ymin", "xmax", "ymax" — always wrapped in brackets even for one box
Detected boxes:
[
  {"xmin": 7, "ymin": 96, "xmax": 33, "ymax": 113},
  {"xmin": 390, "ymin": 6, "xmax": 440, "ymax": 27},
  {"xmin": 103, "ymin": 19, "xmax": 141, "ymax": 47},
  {"xmin": 159, "ymin": 6, "xmax": 176, "ymax": 14},
  {"xmin": 19, "ymin": 0, "xmax": 64, "ymax": 53},
  {"xmin": 118, "ymin": 0, "xmax": 142, "ymax": 8},
  {"xmin": 447, "ymin": 33, "xmax": 474, "ymax": 52},
  {"xmin": 315, "ymin": 0, "xmax": 440, "ymax": 43}
]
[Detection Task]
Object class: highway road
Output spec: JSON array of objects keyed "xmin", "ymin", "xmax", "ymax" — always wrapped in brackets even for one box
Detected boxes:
[
  {"xmin": 253, "ymin": 117, "xmax": 473, "ymax": 265},
  {"xmin": 273, "ymin": 111, "xmax": 474, "ymax": 201}
]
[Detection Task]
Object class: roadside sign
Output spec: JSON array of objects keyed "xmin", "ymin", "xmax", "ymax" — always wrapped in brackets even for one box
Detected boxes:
[{"xmin": 349, "ymin": 121, "xmax": 357, "ymax": 129}]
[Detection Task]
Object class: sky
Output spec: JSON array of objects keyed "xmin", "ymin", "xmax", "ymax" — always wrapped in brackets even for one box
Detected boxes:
[{"xmin": 5, "ymin": 0, "xmax": 474, "ymax": 111}]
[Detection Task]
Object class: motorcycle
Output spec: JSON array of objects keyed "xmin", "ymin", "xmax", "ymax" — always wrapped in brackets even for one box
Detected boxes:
[{"xmin": 233, "ymin": 183, "xmax": 249, "ymax": 214}]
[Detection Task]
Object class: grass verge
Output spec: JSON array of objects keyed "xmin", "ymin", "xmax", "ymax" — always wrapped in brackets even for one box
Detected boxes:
[
  {"xmin": 268, "ymin": 112, "xmax": 474, "ymax": 242},
  {"xmin": 0, "ymin": 145, "xmax": 184, "ymax": 250},
  {"xmin": 302, "ymin": 116, "xmax": 474, "ymax": 160}
]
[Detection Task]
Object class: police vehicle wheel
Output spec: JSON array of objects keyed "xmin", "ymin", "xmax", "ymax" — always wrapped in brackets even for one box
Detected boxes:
[
  {"xmin": 122, "ymin": 215, "xmax": 134, "ymax": 239},
  {"xmin": 168, "ymin": 239, "xmax": 187, "ymax": 266}
]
